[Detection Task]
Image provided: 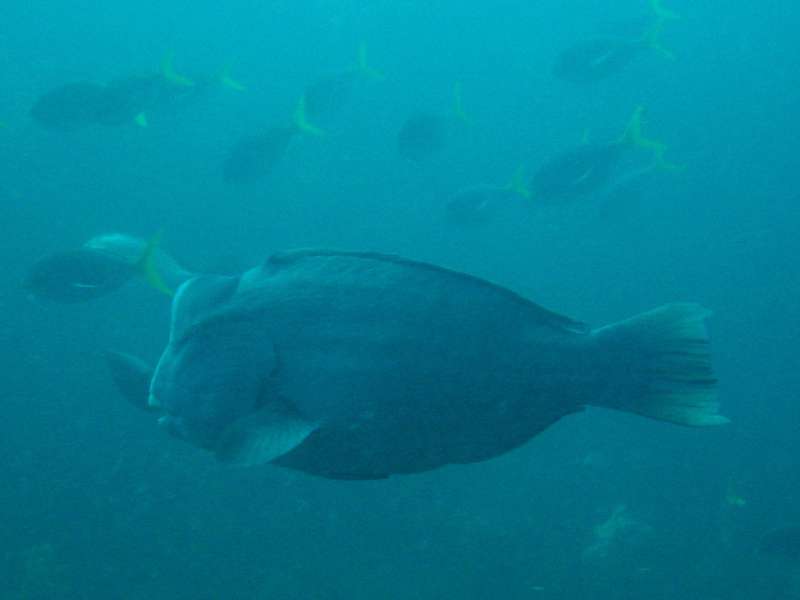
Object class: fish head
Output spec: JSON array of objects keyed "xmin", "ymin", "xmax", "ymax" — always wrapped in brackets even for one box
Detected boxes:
[{"xmin": 149, "ymin": 275, "xmax": 276, "ymax": 451}]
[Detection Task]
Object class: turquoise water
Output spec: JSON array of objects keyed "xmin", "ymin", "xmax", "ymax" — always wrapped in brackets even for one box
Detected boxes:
[{"xmin": 2, "ymin": 1, "xmax": 799, "ymax": 597}]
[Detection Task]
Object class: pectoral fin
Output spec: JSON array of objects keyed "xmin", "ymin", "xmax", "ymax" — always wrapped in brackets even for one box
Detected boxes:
[
  {"xmin": 105, "ymin": 350, "xmax": 157, "ymax": 413},
  {"xmin": 215, "ymin": 404, "xmax": 316, "ymax": 467}
]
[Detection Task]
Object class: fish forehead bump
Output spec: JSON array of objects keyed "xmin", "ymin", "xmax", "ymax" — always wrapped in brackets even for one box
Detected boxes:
[{"xmin": 168, "ymin": 274, "xmax": 240, "ymax": 342}]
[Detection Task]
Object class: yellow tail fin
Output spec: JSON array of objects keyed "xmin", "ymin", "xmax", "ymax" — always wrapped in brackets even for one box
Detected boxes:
[
  {"xmin": 650, "ymin": 0, "xmax": 680, "ymax": 22},
  {"xmin": 643, "ymin": 0, "xmax": 679, "ymax": 59},
  {"xmin": 134, "ymin": 232, "xmax": 173, "ymax": 297},
  {"xmin": 642, "ymin": 20, "xmax": 675, "ymax": 60},
  {"xmin": 619, "ymin": 106, "xmax": 683, "ymax": 172},
  {"xmin": 292, "ymin": 95, "xmax": 325, "ymax": 137},
  {"xmin": 161, "ymin": 53, "xmax": 195, "ymax": 87},
  {"xmin": 505, "ymin": 166, "xmax": 531, "ymax": 199},
  {"xmin": 356, "ymin": 42, "xmax": 385, "ymax": 81},
  {"xmin": 219, "ymin": 66, "xmax": 246, "ymax": 92},
  {"xmin": 452, "ymin": 82, "xmax": 470, "ymax": 125}
]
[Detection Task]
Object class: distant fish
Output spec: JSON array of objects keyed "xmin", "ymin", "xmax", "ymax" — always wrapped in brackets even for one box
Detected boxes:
[
  {"xmin": 24, "ymin": 249, "xmax": 138, "ymax": 303},
  {"xmin": 24, "ymin": 233, "xmax": 185, "ymax": 303},
  {"xmin": 397, "ymin": 113, "xmax": 448, "ymax": 162},
  {"xmin": 553, "ymin": 0, "xmax": 679, "ymax": 83},
  {"xmin": 531, "ymin": 106, "xmax": 678, "ymax": 202},
  {"xmin": 94, "ymin": 75, "xmax": 163, "ymax": 126},
  {"xmin": 293, "ymin": 43, "xmax": 382, "ymax": 136},
  {"xmin": 222, "ymin": 126, "xmax": 297, "ymax": 184},
  {"xmin": 758, "ymin": 526, "xmax": 800, "ymax": 561},
  {"xmin": 31, "ymin": 55, "xmax": 243, "ymax": 131},
  {"xmin": 397, "ymin": 84, "xmax": 470, "ymax": 162},
  {"xmin": 445, "ymin": 169, "xmax": 531, "ymax": 225},
  {"xmin": 30, "ymin": 82, "xmax": 111, "ymax": 130}
]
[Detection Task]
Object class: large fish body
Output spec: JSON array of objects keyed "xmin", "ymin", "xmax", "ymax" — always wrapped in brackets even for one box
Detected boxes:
[{"xmin": 149, "ymin": 251, "xmax": 723, "ymax": 479}]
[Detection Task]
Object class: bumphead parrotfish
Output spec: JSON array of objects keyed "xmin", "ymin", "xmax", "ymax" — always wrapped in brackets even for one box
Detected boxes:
[{"xmin": 119, "ymin": 250, "xmax": 724, "ymax": 479}]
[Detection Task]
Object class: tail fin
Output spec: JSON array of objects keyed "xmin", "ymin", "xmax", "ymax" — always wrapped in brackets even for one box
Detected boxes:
[
  {"xmin": 161, "ymin": 53, "xmax": 195, "ymax": 87},
  {"xmin": 592, "ymin": 303, "xmax": 726, "ymax": 426},
  {"xmin": 642, "ymin": 20, "xmax": 675, "ymax": 60},
  {"xmin": 452, "ymin": 82, "xmax": 470, "ymax": 125},
  {"xmin": 643, "ymin": 0, "xmax": 679, "ymax": 59},
  {"xmin": 619, "ymin": 106, "xmax": 682, "ymax": 171},
  {"xmin": 355, "ymin": 42, "xmax": 384, "ymax": 81},
  {"xmin": 218, "ymin": 65, "xmax": 246, "ymax": 92},
  {"xmin": 134, "ymin": 232, "xmax": 174, "ymax": 297},
  {"xmin": 505, "ymin": 166, "xmax": 531, "ymax": 199},
  {"xmin": 651, "ymin": 0, "xmax": 680, "ymax": 22},
  {"xmin": 292, "ymin": 95, "xmax": 325, "ymax": 137}
]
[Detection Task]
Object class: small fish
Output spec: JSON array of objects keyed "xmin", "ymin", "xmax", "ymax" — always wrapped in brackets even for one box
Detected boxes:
[
  {"xmin": 30, "ymin": 82, "xmax": 111, "ymax": 130},
  {"xmin": 531, "ymin": 106, "xmax": 677, "ymax": 202},
  {"xmin": 24, "ymin": 233, "xmax": 183, "ymax": 303},
  {"xmin": 445, "ymin": 169, "xmax": 530, "ymax": 225},
  {"xmin": 758, "ymin": 526, "xmax": 800, "ymax": 561},
  {"xmin": 293, "ymin": 44, "xmax": 382, "ymax": 136},
  {"xmin": 222, "ymin": 126, "xmax": 297, "ymax": 184},
  {"xmin": 397, "ymin": 113, "xmax": 448, "ymax": 162},
  {"xmin": 553, "ymin": 0, "xmax": 679, "ymax": 83},
  {"xmin": 23, "ymin": 249, "xmax": 137, "ymax": 303}
]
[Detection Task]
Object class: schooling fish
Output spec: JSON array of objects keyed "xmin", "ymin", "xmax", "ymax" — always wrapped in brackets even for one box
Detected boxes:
[
  {"xmin": 222, "ymin": 126, "xmax": 297, "ymax": 184},
  {"xmin": 30, "ymin": 82, "xmax": 112, "ymax": 130},
  {"xmin": 397, "ymin": 113, "xmax": 448, "ymax": 162},
  {"xmin": 293, "ymin": 44, "xmax": 382, "ymax": 136},
  {"xmin": 23, "ymin": 249, "xmax": 139, "ymax": 303},
  {"xmin": 115, "ymin": 250, "xmax": 724, "ymax": 479},
  {"xmin": 758, "ymin": 526, "xmax": 800, "ymax": 561},
  {"xmin": 531, "ymin": 106, "xmax": 676, "ymax": 202},
  {"xmin": 553, "ymin": 0, "xmax": 679, "ymax": 83},
  {"xmin": 445, "ymin": 169, "xmax": 531, "ymax": 225},
  {"xmin": 24, "ymin": 234, "xmax": 182, "ymax": 303}
]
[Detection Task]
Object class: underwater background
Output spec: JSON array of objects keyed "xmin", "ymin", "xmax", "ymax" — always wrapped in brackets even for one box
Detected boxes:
[{"xmin": 2, "ymin": 0, "xmax": 799, "ymax": 597}]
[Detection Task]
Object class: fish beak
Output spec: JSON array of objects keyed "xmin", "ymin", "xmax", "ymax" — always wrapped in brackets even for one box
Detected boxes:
[{"xmin": 148, "ymin": 393, "xmax": 161, "ymax": 409}]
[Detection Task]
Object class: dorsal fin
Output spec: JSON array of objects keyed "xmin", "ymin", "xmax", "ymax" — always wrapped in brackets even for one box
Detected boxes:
[{"xmin": 264, "ymin": 249, "xmax": 589, "ymax": 334}]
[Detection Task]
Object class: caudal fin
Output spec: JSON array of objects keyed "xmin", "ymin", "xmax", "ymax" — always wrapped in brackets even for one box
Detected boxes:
[
  {"xmin": 619, "ymin": 106, "xmax": 682, "ymax": 171},
  {"xmin": 134, "ymin": 232, "xmax": 174, "ymax": 297},
  {"xmin": 452, "ymin": 81, "xmax": 470, "ymax": 125},
  {"xmin": 355, "ymin": 42, "xmax": 384, "ymax": 81},
  {"xmin": 643, "ymin": 0, "xmax": 680, "ymax": 59},
  {"xmin": 161, "ymin": 52, "xmax": 195, "ymax": 87},
  {"xmin": 505, "ymin": 166, "xmax": 531, "ymax": 199},
  {"xmin": 218, "ymin": 65, "xmax": 246, "ymax": 92},
  {"xmin": 292, "ymin": 94, "xmax": 325, "ymax": 137},
  {"xmin": 592, "ymin": 303, "xmax": 726, "ymax": 426}
]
